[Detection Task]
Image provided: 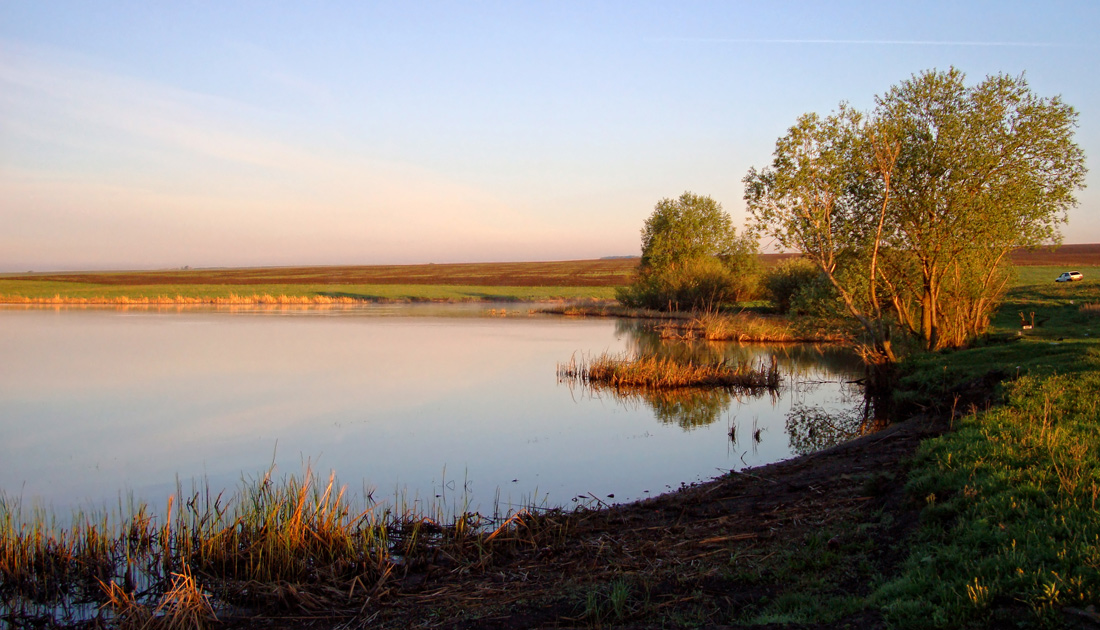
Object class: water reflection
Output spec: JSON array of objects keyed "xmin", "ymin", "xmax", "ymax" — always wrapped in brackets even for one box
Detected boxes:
[
  {"xmin": 785, "ymin": 402, "xmax": 881, "ymax": 455},
  {"xmin": 570, "ymin": 386, "xmax": 738, "ymax": 431},
  {"xmin": 1, "ymin": 306, "xmax": 870, "ymax": 516},
  {"xmin": 597, "ymin": 320, "xmax": 867, "ymax": 433}
]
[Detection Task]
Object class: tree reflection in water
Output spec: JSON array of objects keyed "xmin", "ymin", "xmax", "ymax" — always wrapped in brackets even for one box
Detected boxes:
[
  {"xmin": 570, "ymin": 320, "xmax": 871, "ymax": 434},
  {"xmin": 785, "ymin": 399, "xmax": 884, "ymax": 455},
  {"xmin": 614, "ymin": 387, "xmax": 737, "ymax": 430}
]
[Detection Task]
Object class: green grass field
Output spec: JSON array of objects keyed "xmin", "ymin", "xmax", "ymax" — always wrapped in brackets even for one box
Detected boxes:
[{"xmin": 872, "ymin": 271, "xmax": 1100, "ymax": 628}]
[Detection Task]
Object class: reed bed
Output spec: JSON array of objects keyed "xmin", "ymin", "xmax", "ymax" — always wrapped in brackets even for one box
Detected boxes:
[
  {"xmin": 557, "ymin": 352, "xmax": 781, "ymax": 391},
  {"xmin": 657, "ymin": 313, "xmax": 847, "ymax": 343},
  {"xmin": 0, "ymin": 293, "xmax": 375, "ymax": 306},
  {"xmin": 0, "ymin": 467, "xmax": 575, "ymax": 627}
]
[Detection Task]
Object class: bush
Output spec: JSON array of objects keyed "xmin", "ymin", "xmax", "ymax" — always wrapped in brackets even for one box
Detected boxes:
[
  {"xmin": 617, "ymin": 257, "xmax": 753, "ymax": 312},
  {"xmin": 763, "ymin": 258, "xmax": 838, "ymax": 316}
]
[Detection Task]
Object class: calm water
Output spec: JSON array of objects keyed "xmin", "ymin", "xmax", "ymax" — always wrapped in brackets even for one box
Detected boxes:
[{"xmin": 0, "ymin": 305, "xmax": 865, "ymax": 517}]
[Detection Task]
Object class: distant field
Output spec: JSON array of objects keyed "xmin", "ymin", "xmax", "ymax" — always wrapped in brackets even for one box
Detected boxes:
[
  {"xmin": 3, "ymin": 259, "xmax": 640, "ymax": 287},
  {"xmin": 1009, "ymin": 242, "xmax": 1100, "ymax": 266},
  {"xmin": 0, "ymin": 260, "xmax": 637, "ymax": 303},
  {"xmin": 1, "ymin": 247, "xmax": 1096, "ymax": 303}
]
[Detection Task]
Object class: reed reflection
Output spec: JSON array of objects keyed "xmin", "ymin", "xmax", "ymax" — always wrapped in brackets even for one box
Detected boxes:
[{"xmin": 579, "ymin": 320, "xmax": 869, "ymax": 437}]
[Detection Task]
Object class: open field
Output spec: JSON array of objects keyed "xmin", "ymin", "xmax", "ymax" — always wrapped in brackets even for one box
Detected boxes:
[
  {"xmin": 0, "ymin": 281, "xmax": 619, "ymax": 304},
  {"xmin": 2, "ymin": 259, "xmax": 640, "ymax": 287},
  {"xmin": 1009, "ymin": 242, "xmax": 1100, "ymax": 266},
  {"xmin": 3, "ymin": 246, "xmax": 1098, "ymax": 304},
  {"xmin": 0, "ymin": 260, "xmax": 636, "ymax": 304}
]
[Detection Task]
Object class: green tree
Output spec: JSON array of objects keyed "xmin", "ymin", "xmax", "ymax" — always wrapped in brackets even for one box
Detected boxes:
[
  {"xmin": 744, "ymin": 105, "xmax": 900, "ymax": 360},
  {"xmin": 745, "ymin": 68, "xmax": 1087, "ymax": 358},
  {"xmin": 875, "ymin": 68, "xmax": 1086, "ymax": 349},
  {"xmin": 640, "ymin": 192, "xmax": 751, "ymax": 272},
  {"xmin": 620, "ymin": 192, "xmax": 759, "ymax": 312}
]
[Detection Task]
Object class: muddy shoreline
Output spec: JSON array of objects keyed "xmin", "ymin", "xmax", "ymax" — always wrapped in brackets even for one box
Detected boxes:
[{"xmin": 218, "ymin": 415, "xmax": 945, "ymax": 629}]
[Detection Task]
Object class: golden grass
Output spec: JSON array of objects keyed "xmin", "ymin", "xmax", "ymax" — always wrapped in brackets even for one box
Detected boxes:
[
  {"xmin": 0, "ymin": 466, "xmax": 576, "ymax": 626},
  {"xmin": 657, "ymin": 313, "xmax": 848, "ymax": 343},
  {"xmin": 0, "ymin": 293, "xmax": 374, "ymax": 305},
  {"xmin": 1079, "ymin": 302, "xmax": 1100, "ymax": 315},
  {"xmin": 557, "ymin": 352, "xmax": 780, "ymax": 391}
]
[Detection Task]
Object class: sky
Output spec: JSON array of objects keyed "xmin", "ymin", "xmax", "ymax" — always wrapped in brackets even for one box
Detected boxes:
[{"xmin": 1, "ymin": 1, "xmax": 1098, "ymax": 271}]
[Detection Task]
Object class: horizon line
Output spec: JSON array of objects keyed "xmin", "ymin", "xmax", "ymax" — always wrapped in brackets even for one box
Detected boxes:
[{"xmin": 647, "ymin": 37, "xmax": 1072, "ymax": 48}]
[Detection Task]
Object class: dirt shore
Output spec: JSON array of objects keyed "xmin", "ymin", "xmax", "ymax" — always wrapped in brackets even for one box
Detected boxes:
[{"xmin": 222, "ymin": 414, "xmax": 945, "ymax": 630}]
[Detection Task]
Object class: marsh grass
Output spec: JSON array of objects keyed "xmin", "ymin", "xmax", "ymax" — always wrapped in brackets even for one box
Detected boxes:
[
  {"xmin": 0, "ymin": 467, "xmax": 575, "ymax": 627},
  {"xmin": 557, "ymin": 352, "xmax": 780, "ymax": 391},
  {"xmin": 876, "ymin": 374, "xmax": 1100, "ymax": 628},
  {"xmin": 655, "ymin": 313, "xmax": 850, "ymax": 343}
]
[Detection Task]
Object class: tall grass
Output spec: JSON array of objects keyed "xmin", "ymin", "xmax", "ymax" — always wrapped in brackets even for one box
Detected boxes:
[
  {"xmin": 0, "ymin": 466, "xmax": 572, "ymax": 626},
  {"xmin": 557, "ymin": 352, "xmax": 780, "ymax": 391},
  {"xmin": 875, "ymin": 373, "xmax": 1100, "ymax": 628}
]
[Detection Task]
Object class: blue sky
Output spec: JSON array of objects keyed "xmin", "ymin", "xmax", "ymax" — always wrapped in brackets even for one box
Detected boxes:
[{"xmin": 1, "ymin": 1, "xmax": 1097, "ymax": 271}]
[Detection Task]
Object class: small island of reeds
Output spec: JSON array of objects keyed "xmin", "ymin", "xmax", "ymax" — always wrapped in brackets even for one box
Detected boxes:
[{"xmin": 556, "ymin": 352, "xmax": 781, "ymax": 391}]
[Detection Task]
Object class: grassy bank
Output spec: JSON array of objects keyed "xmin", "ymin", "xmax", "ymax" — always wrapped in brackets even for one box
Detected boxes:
[{"xmin": 867, "ymin": 276, "xmax": 1100, "ymax": 628}]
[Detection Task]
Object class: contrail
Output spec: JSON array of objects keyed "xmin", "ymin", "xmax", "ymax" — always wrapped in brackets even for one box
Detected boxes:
[{"xmin": 648, "ymin": 37, "xmax": 1068, "ymax": 48}]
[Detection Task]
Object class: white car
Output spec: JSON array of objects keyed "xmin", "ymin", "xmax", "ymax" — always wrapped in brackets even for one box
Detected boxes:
[{"xmin": 1056, "ymin": 271, "xmax": 1084, "ymax": 282}]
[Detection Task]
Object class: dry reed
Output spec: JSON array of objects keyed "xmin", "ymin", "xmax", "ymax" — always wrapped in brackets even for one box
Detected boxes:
[
  {"xmin": 0, "ymin": 467, "xmax": 575, "ymax": 627},
  {"xmin": 0, "ymin": 293, "xmax": 374, "ymax": 306},
  {"xmin": 557, "ymin": 352, "xmax": 780, "ymax": 391}
]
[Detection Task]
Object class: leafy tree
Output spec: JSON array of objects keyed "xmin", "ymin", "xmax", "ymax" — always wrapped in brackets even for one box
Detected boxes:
[
  {"xmin": 875, "ymin": 69, "xmax": 1086, "ymax": 349},
  {"xmin": 620, "ymin": 192, "xmax": 759, "ymax": 312},
  {"xmin": 744, "ymin": 105, "xmax": 900, "ymax": 360},
  {"xmin": 640, "ymin": 192, "xmax": 751, "ymax": 272},
  {"xmin": 745, "ymin": 68, "xmax": 1087, "ymax": 359}
]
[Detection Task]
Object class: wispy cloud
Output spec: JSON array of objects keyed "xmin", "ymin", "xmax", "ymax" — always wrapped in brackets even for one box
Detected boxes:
[
  {"xmin": 648, "ymin": 38, "xmax": 1074, "ymax": 48},
  {"xmin": 0, "ymin": 40, "xmax": 572, "ymax": 269}
]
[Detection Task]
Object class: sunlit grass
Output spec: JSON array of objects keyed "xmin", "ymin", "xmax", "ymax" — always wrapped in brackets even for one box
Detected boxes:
[
  {"xmin": 0, "ymin": 466, "xmax": 574, "ymax": 626},
  {"xmin": 875, "ymin": 276, "xmax": 1100, "ymax": 628},
  {"xmin": 557, "ymin": 352, "xmax": 780, "ymax": 391},
  {"xmin": 1011, "ymin": 265, "xmax": 1100, "ymax": 288}
]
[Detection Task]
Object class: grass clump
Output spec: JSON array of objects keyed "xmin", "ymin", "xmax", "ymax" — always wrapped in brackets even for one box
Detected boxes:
[{"xmin": 557, "ymin": 352, "xmax": 780, "ymax": 392}]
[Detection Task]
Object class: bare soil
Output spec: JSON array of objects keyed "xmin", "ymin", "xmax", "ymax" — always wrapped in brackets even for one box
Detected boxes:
[
  {"xmin": 1009, "ymin": 243, "xmax": 1100, "ymax": 266},
  {"xmin": 7, "ymin": 260, "xmax": 641, "ymax": 288}
]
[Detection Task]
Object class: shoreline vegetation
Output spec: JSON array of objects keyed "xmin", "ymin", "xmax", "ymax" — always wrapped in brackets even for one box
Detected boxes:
[
  {"xmin": 3, "ymin": 252, "xmax": 1095, "ymax": 306},
  {"xmin": 557, "ymin": 352, "xmax": 781, "ymax": 391},
  {"xmin": 0, "ymin": 292, "xmax": 616, "ymax": 306},
  {"xmin": 3, "ymin": 254, "xmax": 1100, "ymax": 628}
]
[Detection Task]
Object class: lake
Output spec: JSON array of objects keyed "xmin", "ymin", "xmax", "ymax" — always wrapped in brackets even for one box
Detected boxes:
[{"xmin": 0, "ymin": 304, "xmax": 866, "ymax": 519}]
